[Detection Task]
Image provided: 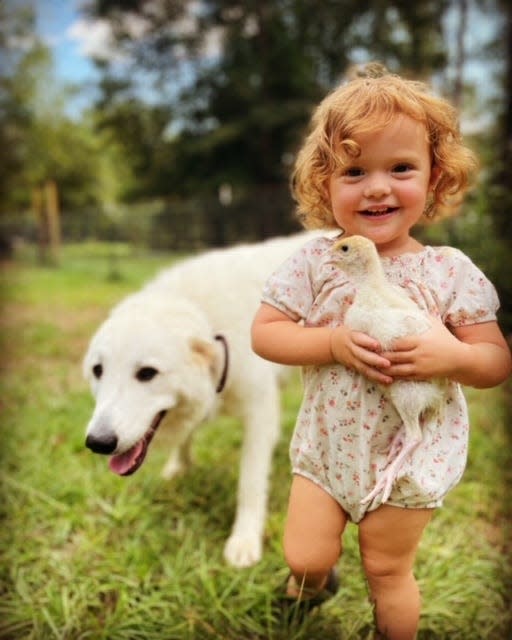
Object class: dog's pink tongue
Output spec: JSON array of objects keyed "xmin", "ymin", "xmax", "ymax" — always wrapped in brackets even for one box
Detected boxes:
[{"xmin": 109, "ymin": 440, "xmax": 145, "ymax": 476}]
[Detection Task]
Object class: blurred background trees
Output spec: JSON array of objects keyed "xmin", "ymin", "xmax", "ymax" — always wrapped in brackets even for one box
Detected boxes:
[{"xmin": 1, "ymin": 0, "xmax": 511, "ymax": 327}]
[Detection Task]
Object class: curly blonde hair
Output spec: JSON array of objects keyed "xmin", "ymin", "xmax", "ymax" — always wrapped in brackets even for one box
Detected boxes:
[{"xmin": 292, "ymin": 65, "xmax": 479, "ymax": 229}]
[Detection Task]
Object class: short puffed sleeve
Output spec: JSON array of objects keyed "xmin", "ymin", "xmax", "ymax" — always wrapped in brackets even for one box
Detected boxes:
[
  {"xmin": 435, "ymin": 247, "xmax": 500, "ymax": 326},
  {"xmin": 261, "ymin": 238, "xmax": 322, "ymax": 321}
]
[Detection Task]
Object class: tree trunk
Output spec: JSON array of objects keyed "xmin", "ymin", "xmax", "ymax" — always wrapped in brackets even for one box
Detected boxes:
[
  {"xmin": 45, "ymin": 179, "xmax": 61, "ymax": 264},
  {"xmin": 32, "ymin": 185, "xmax": 48, "ymax": 263},
  {"xmin": 32, "ymin": 181, "xmax": 61, "ymax": 265}
]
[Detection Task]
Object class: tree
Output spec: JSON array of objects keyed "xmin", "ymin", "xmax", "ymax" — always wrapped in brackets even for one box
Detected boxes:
[
  {"xmin": 0, "ymin": 2, "xmax": 116, "ymax": 256},
  {"xmin": 85, "ymin": 0, "xmax": 452, "ymax": 242},
  {"xmin": 93, "ymin": 77, "xmax": 175, "ymax": 201},
  {"xmin": 483, "ymin": 0, "xmax": 512, "ymax": 333},
  {"xmin": 493, "ymin": 0, "xmax": 512, "ymax": 239},
  {"xmin": 0, "ymin": 1, "xmax": 40, "ymax": 213},
  {"xmin": 350, "ymin": 0, "xmax": 448, "ymax": 77}
]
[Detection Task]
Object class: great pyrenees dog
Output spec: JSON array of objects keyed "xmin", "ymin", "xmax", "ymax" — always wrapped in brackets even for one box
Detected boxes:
[{"xmin": 83, "ymin": 230, "xmax": 325, "ymax": 568}]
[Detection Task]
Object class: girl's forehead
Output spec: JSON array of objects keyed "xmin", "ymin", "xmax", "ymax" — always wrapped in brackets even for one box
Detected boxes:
[
  {"xmin": 342, "ymin": 111, "xmax": 427, "ymax": 137},
  {"xmin": 332, "ymin": 114, "xmax": 432, "ymax": 160},
  {"xmin": 364, "ymin": 113, "xmax": 425, "ymax": 134}
]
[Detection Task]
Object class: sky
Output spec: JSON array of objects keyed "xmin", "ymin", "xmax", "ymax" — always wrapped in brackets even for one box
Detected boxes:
[
  {"xmin": 34, "ymin": 0, "xmax": 206, "ymax": 116},
  {"xmin": 34, "ymin": 0, "xmax": 114, "ymax": 115},
  {"xmin": 36, "ymin": 0, "xmax": 98, "ymax": 82}
]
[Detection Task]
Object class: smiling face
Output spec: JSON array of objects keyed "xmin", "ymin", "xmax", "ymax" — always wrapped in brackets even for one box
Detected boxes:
[{"xmin": 328, "ymin": 115, "xmax": 440, "ymax": 256}]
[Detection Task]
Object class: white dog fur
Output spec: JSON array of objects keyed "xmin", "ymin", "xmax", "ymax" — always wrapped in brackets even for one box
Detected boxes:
[{"xmin": 83, "ymin": 230, "xmax": 325, "ymax": 568}]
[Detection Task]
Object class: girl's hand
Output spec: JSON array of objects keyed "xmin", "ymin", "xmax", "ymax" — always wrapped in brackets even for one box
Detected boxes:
[
  {"xmin": 330, "ymin": 325, "xmax": 393, "ymax": 385},
  {"xmin": 383, "ymin": 316, "xmax": 511, "ymax": 388},
  {"xmin": 381, "ymin": 316, "xmax": 460, "ymax": 380},
  {"xmin": 252, "ymin": 303, "xmax": 511, "ymax": 388}
]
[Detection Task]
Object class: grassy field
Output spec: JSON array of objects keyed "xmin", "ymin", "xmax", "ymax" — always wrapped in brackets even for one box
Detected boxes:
[{"xmin": 1, "ymin": 244, "xmax": 511, "ymax": 640}]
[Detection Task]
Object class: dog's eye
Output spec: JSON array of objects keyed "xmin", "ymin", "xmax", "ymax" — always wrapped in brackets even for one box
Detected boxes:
[
  {"xmin": 136, "ymin": 367, "xmax": 159, "ymax": 382},
  {"xmin": 92, "ymin": 364, "xmax": 103, "ymax": 379}
]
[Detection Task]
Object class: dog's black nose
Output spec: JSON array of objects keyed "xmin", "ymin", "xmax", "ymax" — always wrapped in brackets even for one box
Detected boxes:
[{"xmin": 85, "ymin": 433, "xmax": 118, "ymax": 455}]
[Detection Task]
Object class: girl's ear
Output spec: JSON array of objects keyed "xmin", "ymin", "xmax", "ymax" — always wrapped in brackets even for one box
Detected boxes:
[{"xmin": 429, "ymin": 165, "xmax": 442, "ymax": 191}]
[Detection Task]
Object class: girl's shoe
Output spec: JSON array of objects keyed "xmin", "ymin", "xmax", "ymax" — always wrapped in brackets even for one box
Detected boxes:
[{"xmin": 274, "ymin": 567, "xmax": 339, "ymax": 624}]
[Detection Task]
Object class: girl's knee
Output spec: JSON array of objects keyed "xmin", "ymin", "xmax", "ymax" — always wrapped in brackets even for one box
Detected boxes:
[
  {"xmin": 361, "ymin": 549, "xmax": 410, "ymax": 582},
  {"xmin": 358, "ymin": 505, "xmax": 432, "ymax": 580},
  {"xmin": 283, "ymin": 475, "xmax": 347, "ymax": 578},
  {"xmin": 283, "ymin": 527, "xmax": 342, "ymax": 579}
]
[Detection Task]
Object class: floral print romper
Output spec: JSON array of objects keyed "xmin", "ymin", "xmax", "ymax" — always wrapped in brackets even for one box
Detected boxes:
[{"xmin": 261, "ymin": 235, "xmax": 500, "ymax": 522}]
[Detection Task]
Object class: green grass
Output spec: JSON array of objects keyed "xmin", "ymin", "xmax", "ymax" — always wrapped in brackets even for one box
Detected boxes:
[{"xmin": 1, "ymin": 244, "xmax": 511, "ymax": 639}]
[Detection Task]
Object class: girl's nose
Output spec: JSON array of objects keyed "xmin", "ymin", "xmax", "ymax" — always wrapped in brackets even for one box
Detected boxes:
[{"xmin": 363, "ymin": 173, "xmax": 391, "ymax": 198}]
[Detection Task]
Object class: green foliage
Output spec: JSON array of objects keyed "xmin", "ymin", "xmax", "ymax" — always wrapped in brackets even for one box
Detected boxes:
[
  {"xmin": 86, "ymin": 0, "xmax": 455, "ymax": 238},
  {"xmin": 416, "ymin": 200, "xmax": 512, "ymax": 334},
  {"xmin": 2, "ymin": 0, "xmax": 510, "ymax": 258},
  {"xmin": 0, "ymin": 3, "xmax": 135, "ymax": 218},
  {"xmin": 0, "ymin": 10, "xmax": 98, "ymax": 212},
  {"xmin": 1, "ymin": 246, "xmax": 511, "ymax": 639}
]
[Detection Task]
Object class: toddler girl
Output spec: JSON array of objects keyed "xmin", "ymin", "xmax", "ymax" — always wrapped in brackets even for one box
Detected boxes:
[{"xmin": 251, "ymin": 65, "xmax": 511, "ymax": 639}]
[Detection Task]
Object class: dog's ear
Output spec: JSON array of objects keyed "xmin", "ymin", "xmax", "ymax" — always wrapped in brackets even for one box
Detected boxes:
[{"xmin": 189, "ymin": 337, "xmax": 222, "ymax": 382}]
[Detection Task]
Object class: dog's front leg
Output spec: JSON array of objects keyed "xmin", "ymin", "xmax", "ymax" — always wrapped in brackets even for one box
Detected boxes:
[
  {"xmin": 223, "ymin": 378, "xmax": 281, "ymax": 568},
  {"xmin": 161, "ymin": 432, "xmax": 193, "ymax": 480}
]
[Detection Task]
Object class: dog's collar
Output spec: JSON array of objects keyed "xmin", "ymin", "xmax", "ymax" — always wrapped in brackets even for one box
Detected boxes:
[{"xmin": 214, "ymin": 334, "xmax": 229, "ymax": 393}]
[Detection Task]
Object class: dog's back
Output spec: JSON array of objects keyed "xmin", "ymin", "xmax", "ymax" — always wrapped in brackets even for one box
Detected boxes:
[{"xmin": 144, "ymin": 231, "xmax": 324, "ymax": 330}]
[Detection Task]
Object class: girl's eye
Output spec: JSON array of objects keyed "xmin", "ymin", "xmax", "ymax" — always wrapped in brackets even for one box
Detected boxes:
[
  {"xmin": 392, "ymin": 163, "xmax": 413, "ymax": 174},
  {"xmin": 343, "ymin": 167, "xmax": 364, "ymax": 178}
]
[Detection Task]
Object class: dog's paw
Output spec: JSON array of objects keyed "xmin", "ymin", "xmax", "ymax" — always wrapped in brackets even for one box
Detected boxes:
[{"xmin": 223, "ymin": 533, "xmax": 262, "ymax": 568}]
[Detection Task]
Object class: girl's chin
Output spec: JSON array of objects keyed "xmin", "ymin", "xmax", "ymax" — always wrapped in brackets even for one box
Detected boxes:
[{"xmin": 352, "ymin": 227, "xmax": 410, "ymax": 252}]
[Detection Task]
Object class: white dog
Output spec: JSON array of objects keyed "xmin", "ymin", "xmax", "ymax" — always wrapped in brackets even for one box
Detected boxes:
[{"xmin": 83, "ymin": 231, "xmax": 324, "ymax": 568}]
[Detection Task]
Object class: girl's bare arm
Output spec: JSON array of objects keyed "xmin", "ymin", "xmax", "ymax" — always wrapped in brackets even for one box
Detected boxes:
[
  {"xmin": 251, "ymin": 303, "xmax": 394, "ymax": 384},
  {"xmin": 384, "ymin": 318, "xmax": 511, "ymax": 388}
]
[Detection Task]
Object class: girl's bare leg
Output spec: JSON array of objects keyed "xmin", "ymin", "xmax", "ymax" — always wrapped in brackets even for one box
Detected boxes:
[
  {"xmin": 359, "ymin": 505, "xmax": 433, "ymax": 640},
  {"xmin": 283, "ymin": 474, "xmax": 348, "ymax": 595}
]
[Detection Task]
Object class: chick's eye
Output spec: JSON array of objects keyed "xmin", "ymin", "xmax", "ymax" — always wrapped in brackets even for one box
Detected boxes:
[
  {"xmin": 136, "ymin": 367, "xmax": 159, "ymax": 382},
  {"xmin": 92, "ymin": 364, "xmax": 103, "ymax": 379}
]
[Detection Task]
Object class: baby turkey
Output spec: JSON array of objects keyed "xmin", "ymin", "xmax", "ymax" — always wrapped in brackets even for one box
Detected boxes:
[{"xmin": 332, "ymin": 235, "xmax": 446, "ymax": 505}]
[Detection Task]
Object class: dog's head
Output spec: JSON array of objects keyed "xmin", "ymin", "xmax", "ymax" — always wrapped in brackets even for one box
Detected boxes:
[{"xmin": 83, "ymin": 294, "xmax": 226, "ymax": 476}]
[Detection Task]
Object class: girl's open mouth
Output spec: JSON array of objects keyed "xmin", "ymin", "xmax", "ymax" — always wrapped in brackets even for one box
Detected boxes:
[{"xmin": 361, "ymin": 207, "xmax": 398, "ymax": 217}]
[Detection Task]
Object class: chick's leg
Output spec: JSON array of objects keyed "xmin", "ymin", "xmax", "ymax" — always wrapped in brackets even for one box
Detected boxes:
[
  {"xmin": 386, "ymin": 425, "xmax": 406, "ymax": 461},
  {"xmin": 361, "ymin": 418, "xmax": 422, "ymax": 506}
]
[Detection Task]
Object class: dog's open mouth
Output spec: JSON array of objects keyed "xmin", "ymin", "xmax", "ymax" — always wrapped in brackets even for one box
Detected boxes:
[{"xmin": 109, "ymin": 410, "xmax": 167, "ymax": 476}]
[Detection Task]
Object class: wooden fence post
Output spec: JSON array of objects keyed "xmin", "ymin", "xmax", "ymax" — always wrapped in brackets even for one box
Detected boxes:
[
  {"xmin": 45, "ymin": 180, "xmax": 61, "ymax": 264},
  {"xmin": 32, "ymin": 184, "xmax": 48, "ymax": 263}
]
